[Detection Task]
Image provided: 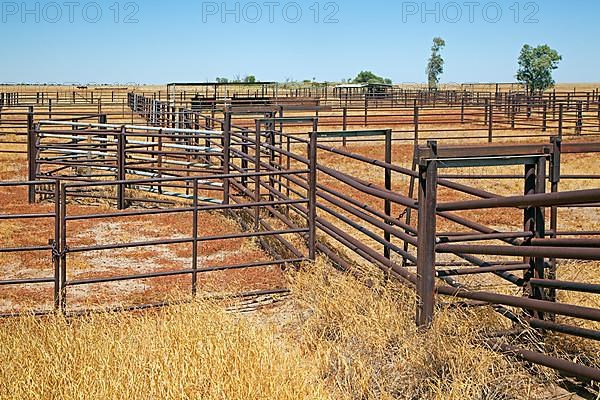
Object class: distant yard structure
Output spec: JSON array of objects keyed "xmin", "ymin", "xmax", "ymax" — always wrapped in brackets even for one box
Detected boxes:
[{"xmin": 334, "ymin": 83, "xmax": 393, "ymax": 101}]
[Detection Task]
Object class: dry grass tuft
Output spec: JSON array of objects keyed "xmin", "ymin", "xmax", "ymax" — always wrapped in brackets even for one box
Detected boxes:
[
  {"xmin": 0, "ymin": 257, "xmax": 580, "ymax": 399},
  {"xmin": 544, "ymin": 261, "xmax": 600, "ymax": 372},
  {"xmin": 285, "ymin": 259, "xmax": 548, "ymax": 400},
  {"xmin": 0, "ymin": 300, "xmax": 329, "ymax": 400}
]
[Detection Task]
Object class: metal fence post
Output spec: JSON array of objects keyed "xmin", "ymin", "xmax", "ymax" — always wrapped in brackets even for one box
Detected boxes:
[
  {"xmin": 53, "ymin": 180, "xmax": 61, "ymax": 311},
  {"xmin": 576, "ymin": 101, "xmax": 583, "ymax": 135},
  {"xmin": 222, "ymin": 109, "xmax": 232, "ymax": 205},
  {"xmin": 157, "ymin": 131, "xmax": 163, "ymax": 194},
  {"xmin": 523, "ymin": 161, "xmax": 537, "ymax": 317},
  {"xmin": 117, "ymin": 126, "xmax": 127, "ymax": 210},
  {"xmin": 98, "ymin": 114, "xmax": 108, "ymax": 156},
  {"xmin": 191, "ymin": 179, "xmax": 199, "ymax": 296},
  {"xmin": 384, "ymin": 129, "xmax": 392, "ymax": 260},
  {"xmin": 416, "ymin": 141, "xmax": 438, "ymax": 328},
  {"xmin": 558, "ymin": 104, "xmax": 564, "ymax": 139},
  {"xmin": 342, "ymin": 107, "xmax": 348, "ymax": 147},
  {"xmin": 484, "ymin": 99, "xmax": 489, "ymax": 126},
  {"xmin": 254, "ymin": 121, "xmax": 262, "ymax": 230},
  {"xmin": 364, "ymin": 96, "xmax": 368, "ymax": 126},
  {"xmin": 548, "ymin": 136, "xmax": 561, "ymax": 311},
  {"xmin": 488, "ymin": 101, "xmax": 493, "ymax": 143},
  {"xmin": 241, "ymin": 129, "xmax": 249, "ymax": 189},
  {"xmin": 586, "ymin": 92, "xmax": 591, "ymax": 111},
  {"xmin": 59, "ymin": 182, "xmax": 67, "ymax": 312},
  {"xmin": 542, "ymin": 101, "xmax": 548, "ymax": 132},
  {"xmin": 267, "ymin": 113, "xmax": 276, "ymax": 205},
  {"xmin": 27, "ymin": 108, "xmax": 36, "ymax": 203},
  {"xmin": 308, "ymin": 129, "xmax": 318, "ymax": 261},
  {"xmin": 533, "ymin": 157, "xmax": 547, "ymax": 313},
  {"xmin": 511, "ymin": 96, "xmax": 516, "ymax": 129}
]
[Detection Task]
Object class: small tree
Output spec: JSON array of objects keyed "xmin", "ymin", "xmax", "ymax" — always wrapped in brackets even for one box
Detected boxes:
[
  {"xmin": 353, "ymin": 71, "xmax": 391, "ymax": 85},
  {"xmin": 426, "ymin": 37, "xmax": 446, "ymax": 90},
  {"xmin": 244, "ymin": 75, "xmax": 256, "ymax": 83},
  {"xmin": 215, "ymin": 77, "xmax": 229, "ymax": 84},
  {"xmin": 516, "ymin": 44, "xmax": 562, "ymax": 95}
]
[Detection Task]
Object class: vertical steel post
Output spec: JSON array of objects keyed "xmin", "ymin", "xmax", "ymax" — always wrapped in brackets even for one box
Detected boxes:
[
  {"xmin": 533, "ymin": 157, "xmax": 547, "ymax": 310},
  {"xmin": 523, "ymin": 162, "xmax": 537, "ymax": 317},
  {"xmin": 191, "ymin": 179, "xmax": 199, "ymax": 296},
  {"xmin": 548, "ymin": 137, "xmax": 561, "ymax": 307},
  {"xmin": 586, "ymin": 92, "xmax": 591, "ymax": 111},
  {"xmin": 157, "ymin": 131, "xmax": 163, "ymax": 194},
  {"xmin": 222, "ymin": 109, "xmax": 232, "ymax": 205},
  {"xmin": 484, "ymin": 99, "xmax": 489, "ymax": 126},
  {"xmin": 27, "ymin": 109, "xmax": 36, "ymax": 203},
  {"xmin": 308, "ymin": 129, "xmax": 318, "ymax": 261},
  {"xmin": 576, "ymin": 101, "xmax": 583, "ymax": 135},
  {"xmin": 558, "ymin": 104, "xmax": 564, "ymax": 139},
  {"xmin": 254, "ymin": 121, "xmax": 261, "ymax": 230},
  {"xmin": 342, "ymin": 107, "xmax": 348, "ymax": 147},
  {"xmin": 488, "ymin": 100, "xmax": 493, "ymax": 143},
  {"xmin": 286, "ymin": 130, "xmax": 291, "ymax": 198},
  {"xmin": 241, "ymin": 129, "xmax": 249, "ymax": 189},
  {"xmin": 267, "ymin": 113, "xmax": 276, "ymax": 205},
  {"xmin": 384, "ymin": 129, "xmax": 392, "ymax": 260},
  {"xmin": 413, "ymin": 101, "xmax": 419, "ymax": 144},
  {"xmin": 53, "ymin": 180, "xmax": 61, "ymax": 311},
  {"xmin": 277, "ymin": 107, "xmax": 286, "ymax": 208},
  {"xmin": 542, "ymin": 101, "xmax": 548, "ymax": 132},
  {"xmin": 117, "ymin": 126, "xmax": 126, "ymax": 210},
  {"xmin": 416, "ymin": 141, "xmax": 437, "ymax": 328},
  {"xmin": 511, "ymin": 96, "xmax": 516, "ymax": 129},
  {"xmin": 59, "ymin": 183, "xmax": 67, "ymax": 312},
  {"xmin": 364, "ymin": 95, "xmax": 368, "ymax": 126}
]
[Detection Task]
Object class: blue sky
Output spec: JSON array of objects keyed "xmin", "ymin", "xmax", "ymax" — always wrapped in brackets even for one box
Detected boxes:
[{"xmin": 0, "ymin": 0, "xmax": 598, "ymax": 84}]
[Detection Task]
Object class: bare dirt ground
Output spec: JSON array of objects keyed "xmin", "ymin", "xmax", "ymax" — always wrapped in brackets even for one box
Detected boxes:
[
  {"xmin": 2, "ymin": 86, "xmax": 598, "ymax": 315},
  {"xmin": 0, "ymin": 151, "xmax": 286, "ymax": 313}
]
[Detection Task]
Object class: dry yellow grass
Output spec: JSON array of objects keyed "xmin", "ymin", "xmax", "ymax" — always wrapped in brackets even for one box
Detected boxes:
[
  {"xmin": 0, "ymin": 259, "xmax": 558, "ymax": 400},
  {"xmin": 287, "ymin": 260, "xmax": 553, "ymax": 400},
  {"xmin": 0, "ymin": 298, "xmax": 329, "ymax": 400}
]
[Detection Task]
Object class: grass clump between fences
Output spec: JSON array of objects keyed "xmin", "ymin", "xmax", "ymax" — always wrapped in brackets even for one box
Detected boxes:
[{"xmin": 0, "ymin": 258, "xmax": 556, "ymax": 399}]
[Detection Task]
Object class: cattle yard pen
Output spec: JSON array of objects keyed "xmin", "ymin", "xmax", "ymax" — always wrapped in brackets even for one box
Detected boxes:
[{"xmin": 1, "ymin": 86, "xmax": 600, "ymax": 385}]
